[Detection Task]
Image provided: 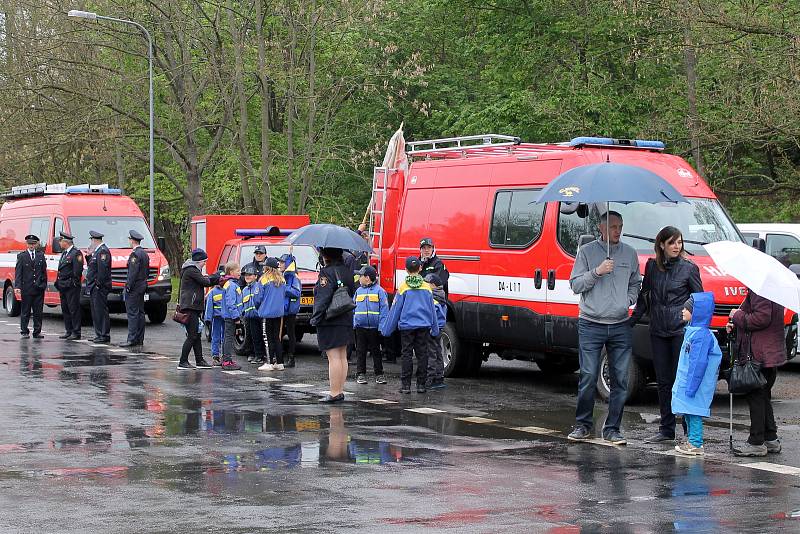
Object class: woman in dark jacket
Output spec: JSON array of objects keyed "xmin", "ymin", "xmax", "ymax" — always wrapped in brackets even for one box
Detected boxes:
[
  {"xmin": 631, "ymin": 226, "xmax": 703, "ymax": 443},
  {"xmin": 178, "ymin": 249, "xmax": 220, "ymax": 370},
  {"xmin": 730, "ymin": 290, "xmax": 786, "ymax": 457},
  {"xmin": 312, "ymin": 247, "xmax": 356, "ymax": 403}
]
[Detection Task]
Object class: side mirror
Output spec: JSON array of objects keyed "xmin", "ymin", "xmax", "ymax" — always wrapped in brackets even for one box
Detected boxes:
[
  {"xmin": 157, "ymin": 236, "xmax": 166, "ymax": 251},
  {"xmin": 752, "ymin": 238, "xmax": 766, "ymax": 253},
  {"xmin": 52, "ymin": 237, "xmax": 62, "ymax": 254}
]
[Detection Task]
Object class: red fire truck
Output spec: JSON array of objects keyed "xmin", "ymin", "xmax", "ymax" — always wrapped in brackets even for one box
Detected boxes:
[
  {"xmin": 190, "ymin": 214, "xmax": 318, "ymax": 353},
  {"xmin": 0, "ymin": 183, "xmax": 172, "ymax": 323},
  {"xmin": 368, "ymin": 134, "xmax": 797, "ymax": 400}
]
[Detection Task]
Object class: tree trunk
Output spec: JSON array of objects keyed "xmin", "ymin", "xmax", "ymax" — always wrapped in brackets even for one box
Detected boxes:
[
  {"xmin": 298, "ymin": 0, "xmax": 318, "ymax": 214},
  {"xmin": 256, "ymin": 0, "xmax": 273, "ymax": 214},
  {"xmin": 683, "ymin": 21, "xmax": 703, "ymax": 176},
  {"xmin": 228, "ymin": 0, "xmax": 255, "ymax": 213}
]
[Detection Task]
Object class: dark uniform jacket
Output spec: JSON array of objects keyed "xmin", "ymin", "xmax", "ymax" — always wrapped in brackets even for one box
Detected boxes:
[
  {"xmin": 86, "ymin": 244, "xmax": 112, "ymax": 293},
  {"xmin": 15, "ymin": 249, "xmax": 47, "ymax": 295},
  {"xmin": 420, "ymin": 254, "xmax": 449, "ymax": 294},
  {"xmin": 630, "ymin": 257, "xmax": 703, "ymax": 337},
  {"xmin": 179, "ymin": 264, "xmax": 220, "ymax": 312},
  {"xmin": 310, "ymin": 262, "xmax": 356, "ymax": 328},
  {"xmin": 55, "ymin": 247, "xmax": 84, "ymax": 291},
  {"xmin": 126, "ymin": 246, "xmax": 150, "ymax": 295}
]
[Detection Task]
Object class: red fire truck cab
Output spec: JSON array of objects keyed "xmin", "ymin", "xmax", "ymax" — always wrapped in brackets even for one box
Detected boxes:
[
  {"xmin": 190, "ymin": 215, "xmax": 318, "ymax": 354},
  {"xmin": 369, "ymin": 135, "xmax": 797, "ymax": 400},
  {"xmin": 0, "ymin": 183, "xmax": 172, "ymax": 323}
]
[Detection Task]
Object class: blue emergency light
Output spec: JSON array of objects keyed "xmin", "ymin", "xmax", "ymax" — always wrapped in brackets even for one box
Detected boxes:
[
  {"xmin": 66, "ymin": 185, "xmax": 122, "ymax": 194},
  {"xmin": 235, "ymin": 226, "xmax": 297, "ymax": 238},
  {"xmin": 569, "ymin": 137, "xmax": 665, "ymax": 150}
]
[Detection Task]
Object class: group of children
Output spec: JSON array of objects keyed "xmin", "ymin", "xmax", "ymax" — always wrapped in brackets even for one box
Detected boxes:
[
  {"xmin": 205, "ymin": 254, "xmax": 302, "ymax": 371},
  {"xmin": 354, "ymin": 256, "xmax": 447, "ymax": 393}
]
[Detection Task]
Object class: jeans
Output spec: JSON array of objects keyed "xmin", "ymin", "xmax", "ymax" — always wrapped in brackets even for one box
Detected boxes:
[
  {"xmin": 685, "ymin": 414, "xmax": 703, "ymax": 448},
  {"xmin": 355, "ymin": 327, "xmax": 383, "ymax": 375},
  {"xmin": 400, "ymin": 328, "xmax": 429, "ymax": 386},
  {"xmin": 180, "ymin": 310, "xmax": 203, "ymax": 364},
  {"xmin": 210, "ymin": 316, "xmax": 224, "ymax": 356},
  {"xmin": 745, "ymin": 366, "xmax": 778, "ymax": 445},
  {"xmin": 575, "ymin": 318, "xmax": 633, "ymax": 435},
  {"xmin": 222, "ymin": 319, "xmax": 237, "ymax": 360},
  {"xmin": 263, "ymin": 318, "xmax": 283, "ymax": 364},
  {"xmin": 427, "ymin": 333, "xmax": 444, "ymax": 384},
  {"xmin": 650, "ymin": 334, "xmax": 684, "ymax": 438}
]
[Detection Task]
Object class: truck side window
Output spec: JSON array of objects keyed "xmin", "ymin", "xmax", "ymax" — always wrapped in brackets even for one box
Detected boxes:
[
  {"xmin": 766, "ymin": 233, "xmax": 800, "ymax": 266},
  {"xmin": 557, "ymin": 204, "xmax": 600, "ymax": 257},
  {"xmin": 30, "ymin": 217, "xmax": 51, "ymax": 249},
  {"xmin": 489, "ymin": 189, "xmax": 544, "ymax": 248}
]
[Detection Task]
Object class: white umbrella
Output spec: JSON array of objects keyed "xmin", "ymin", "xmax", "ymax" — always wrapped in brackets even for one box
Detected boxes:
[{"xmin": 703, "ymin": 240, "xmax": 800, "ymax": 313}]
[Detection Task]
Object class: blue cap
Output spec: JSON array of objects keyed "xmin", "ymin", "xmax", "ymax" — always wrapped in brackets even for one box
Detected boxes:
[{"xmin": 405, "ymin": 256, "xmax": 421, "ymax": 270}]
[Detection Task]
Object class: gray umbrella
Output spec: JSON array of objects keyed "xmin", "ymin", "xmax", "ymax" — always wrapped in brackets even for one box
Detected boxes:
[{"xmin": 286, "ymin": 224, "xmax": 373, "ymax": 253}]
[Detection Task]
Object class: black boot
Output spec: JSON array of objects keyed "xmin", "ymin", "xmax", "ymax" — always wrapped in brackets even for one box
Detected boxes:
[{"xmin": 285, "ymin": 353, "xmax": 295, "ymax": 368}]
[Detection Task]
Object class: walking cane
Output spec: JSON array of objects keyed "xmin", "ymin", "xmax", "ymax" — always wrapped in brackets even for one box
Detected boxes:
[{"xmin": 728, "ymin": 336, "xmax": 734, "ymax": 452}]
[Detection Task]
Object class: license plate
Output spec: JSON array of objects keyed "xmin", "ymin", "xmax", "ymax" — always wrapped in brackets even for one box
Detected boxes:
[
  {"xmin": 144, "ymin": 294, "xmax": 150, "ymax": 302},
  {"xmin": 300, "ymin": 296, "xmax": 314, "ymax": 305}
]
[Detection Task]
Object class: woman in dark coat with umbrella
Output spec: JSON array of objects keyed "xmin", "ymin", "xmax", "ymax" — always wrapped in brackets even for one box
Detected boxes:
[
  {"xmin": 312, "ymin": 247, "xmax": 356, "ymax": 403},
  {"xmin": 631, "ymin": 226, "xmax": 703, "ymax": 443}
]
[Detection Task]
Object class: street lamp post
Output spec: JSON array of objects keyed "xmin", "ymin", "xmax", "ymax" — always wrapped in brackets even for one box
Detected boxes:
[{"xmin": 67, "ymin": 10, "xmax": 155, "ymax": 232}]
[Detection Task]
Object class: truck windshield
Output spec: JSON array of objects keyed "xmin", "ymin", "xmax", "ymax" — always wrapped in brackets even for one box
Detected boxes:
[
  {"xmin": 558, "ymin": 199, "xmax": 743, "ymax": 256},
  {"xmin": 68, "ymin": 217, "xmax": 156, "ymax": 249},
  {"xmin": 240, "ymin": 244, "xmax": 318, "ymax": 271}
]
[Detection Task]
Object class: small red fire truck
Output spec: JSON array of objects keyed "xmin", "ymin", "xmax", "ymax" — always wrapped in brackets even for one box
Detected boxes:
[{"xmin": 368, "ymin": 135, "xmax": 797, "ymax": 400}]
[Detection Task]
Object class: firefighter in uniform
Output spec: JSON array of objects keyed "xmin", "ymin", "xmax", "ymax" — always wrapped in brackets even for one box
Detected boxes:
[
  {"xmin": 122, "ymin": 229, "xmax": 149, "ymax": 347},
  {"xmin": 55, "ymin": 232, "xmax": 84, "ymax": 340},
  {"xmin": 240, "ymin": 244, "xmax": 267, "ymax": 286},
  {"xmin": 15, "ymin": 234, "xmax": 47, "ymax": 339},
  {"xmin": 419, "ymin": 237, "xmax": 450, "ymax": 296},
  {"xmin": 86, "ymin": 230, "xmax": 112, "ymax": 343}
]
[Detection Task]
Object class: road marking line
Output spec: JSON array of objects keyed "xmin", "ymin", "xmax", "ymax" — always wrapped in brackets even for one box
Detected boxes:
[
  {"xmin": 361, "ymin": 399, "xmax": 399, "ymax": 405},
  {"xmin": 72, "ymin": 339, "xmax": 90, "ymax": 343},
  {"xmin": 739, "ymin": 462, "xmax": 800, "ymax": 477},
  {"xmin": 222, "ymin": 370, "xmax": 249, "ymax": 375},
  {"xmin": 90, "ymin": 344, "xmax": 106, "ymax": 347},
  {"xmin": 317, "ymin": 390, "xmax": 354, "ymax": 396},
  {"xmin": 280, "ymin": 383, "xmax": 314, "ymax": 388},
  {"xmin": 251, "ymin": 376, "xmax": 281, "ymax": 383},
  {"xmin": 406, "ymin": 407, "xmax": 446, "ymax": 415},
  {"xmin": 148, "ymin": 356, "xmax": 170, "ymax": 360},
  {"xmin": 457, "ymin": 416, "xmax": 499, "ymax": 424},
  {"xmin": 108, "ymin": 349, "xmax": 128, "ymax": 353},
  {"xmin": 511, "ymin": 426, "xmax": 560, "ymax": 435}
]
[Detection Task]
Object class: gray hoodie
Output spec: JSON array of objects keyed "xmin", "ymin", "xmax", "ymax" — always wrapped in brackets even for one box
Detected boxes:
[{"xmin": 569, "ymin": 239, "xmax": 642, "ymax": 325}]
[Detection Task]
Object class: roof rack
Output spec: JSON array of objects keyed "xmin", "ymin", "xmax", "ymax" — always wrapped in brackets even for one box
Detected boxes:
[
  {"xmin": 407, "ymin": 134, "xmax": 520, "ymax": 154},
  {"xmin": 1, "ymin": 182, "xmax": 122, "ymax": 199}
]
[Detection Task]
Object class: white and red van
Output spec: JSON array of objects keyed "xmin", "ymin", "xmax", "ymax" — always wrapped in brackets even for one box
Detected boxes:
[
  {"xmin": 369, "ymin": 135, "xmax": 797, "ymax": 399},
  {"xmin": 0, "ymin": 183, "xmax": 172, "ymax": 323}
]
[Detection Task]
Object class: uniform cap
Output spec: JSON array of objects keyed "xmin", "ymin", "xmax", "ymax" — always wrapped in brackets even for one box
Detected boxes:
[
  {"xmin": 59, "ymin": 231, "xmax": 74, "ymax": 241},
  {"xmin": 405, "ymin": 256, "xmax": 421, "ymax": 270},
  {"xmin": 424, "ymin": 273, "xmax": 442, "ymax": 287},
  {"xmin": 25, "ymin": 234, "xmax": 40, "ymax": 244},
  {"xmin": 278, "ymin": 253, "xmax": 291, "ymax": 263},
  {"xmin": 128, "ymin": 230, "xmax": 144, "ymax": 242},
  {"xmin": 242, "ymin": 265, "xmax": 258, "ymax": 276},
  {"xmin": 254, "ymin": 246, "xmax": 267, "ymax": 254},
  {"xmin": 89, "ymin": 230, "xmax": 104, "ymax": 239},
  {"xmin": 265, "ymin": 257, "xmax": 279, "ymax": 269},
  {"xmin": 191, "ymin": 248, "xmax": 208, "ymax": 261},
  {"xmin": 357, "ymin": 265, "xmax": 377, "ymax": 281},
  {"xmin": 420, "ymin": 237, "xmax": 434, "ymax": 248}
]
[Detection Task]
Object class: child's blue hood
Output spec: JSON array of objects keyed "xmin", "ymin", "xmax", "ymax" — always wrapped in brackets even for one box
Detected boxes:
[{"xmin": 689, "ymin": 291, "xmax": 714, "ymax": 328}]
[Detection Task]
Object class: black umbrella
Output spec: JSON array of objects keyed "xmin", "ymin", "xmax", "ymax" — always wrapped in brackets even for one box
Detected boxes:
[{"xmin": 286, "ymin": 224, "xmax": 373, "ymax": 253}]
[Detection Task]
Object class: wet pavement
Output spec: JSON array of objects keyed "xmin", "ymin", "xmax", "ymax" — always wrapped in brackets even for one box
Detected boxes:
[{"xmin": 2, "ymin": 312, "xmax": 800, "ymax": 532}]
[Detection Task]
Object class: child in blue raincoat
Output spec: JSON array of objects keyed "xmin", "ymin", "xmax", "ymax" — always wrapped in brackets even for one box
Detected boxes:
[
  {"xmin": 672, "ymin": 292, "xmax": 723, "ymax": 457},
  {"xmin": 205, "ymin": 281, "xmax": 226, "ymax": 366}
]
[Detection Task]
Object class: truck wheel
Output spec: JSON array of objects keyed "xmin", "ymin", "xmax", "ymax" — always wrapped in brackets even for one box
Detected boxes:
[
  {"xmin": 146, "ymin": 303, "xmax": 168, "ymax": 324},
  {"xmin": 596, "ymin": 352, "xmax": 646, "ymax": 403},
  {"xmin": 4, "ymin": 285, "xmax": 20, "ymax": 317},
  {"xmin": 537, "ymin": 359, "xmax": 579, "ymax": 375},
  {"xmin": 441, "ymin": 323, "xmax": 480, "ymax": 377},
  {"xmin": 234, "ymin": 321, "xmax": 250, "ymax": 355}
]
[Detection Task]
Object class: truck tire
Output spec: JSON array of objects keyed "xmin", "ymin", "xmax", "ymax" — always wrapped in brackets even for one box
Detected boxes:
[
  {"xmin": 537, "ymin": 359, "xmax": 580, "ymax": 375},
  {"xmin": 146, "ymin": 303, "xmax": 168, "ymax": 324},
  {"xmin": 596, "ymin": 351, "xmax": 646, "ymax": 403},
  {"xmin": 441, "ymin": 322, "xmax": 480, "ymax": 377},
  {"xmin": 234, "ymin": 321, "xmax": 250, "ymax": 356},
  {"xmin": 4, "ymin": 285, "xmax": 20, "ymax": 317}
]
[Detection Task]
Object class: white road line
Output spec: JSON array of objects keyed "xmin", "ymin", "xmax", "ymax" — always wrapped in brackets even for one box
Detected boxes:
[
  {"xmin": 280, "ymin": 383, "xmax": 314, "ymax": 388},
  {"xmin": 221, "ymin": 370, "xmax": 249, "ymax": 375},
  {"xmin": 90, "ymin": 344, "xmax": 106, "ymax": 348},
  {"xmin": 739, "ymin": 462, "xmax": 800, "ymax": 477},
  {"xmin": 251, "ymin": 376, "xmax": 281, "ymax": 383},
  {"xmin": 72, "ymin": 339, "xmax": 90, "ymax": 343},
  {"xmin": 457, "ymin": 416, "xmax": 499, "ymax": 424},
  {"xmin": 108, "ymin": 349, "xmax": 128, "ymax": 353},
  {"xmin": 511, "ymin": 426, "xmax": 560, "ymax": 435},
  {"xmin": 405, "ymin": 407, "xmax": 446, "ymax": 415},
  {"xmin": 148, "ymin": 356, "xmax": 170, "ymax": 360},
  {"xmin": 317, "ymin": 390, "xmax": 354, "ymax": 396},
  {"xmin": 361, "ymin": 399, "xmax": 399, "ymax": 405}
]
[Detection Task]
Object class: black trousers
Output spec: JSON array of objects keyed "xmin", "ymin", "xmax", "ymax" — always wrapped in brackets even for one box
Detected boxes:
[
  {"xmin": 246, "ymin": 317, "xmax": 266, "ymax": 358},
  {"xmin": 125, "ymin": 290, "xmax": 146, "ymax": 343},
  {"xmin": 59, "ymin": 286, "xmax": 81, "ymax": 336},
  {"xmin": 745, "ymin": 366, "xmax": 778, "ymax": 445},
  {"xmin": 90, "ymin": 287, "xmax": 110, "ymax": 338},
  {"xmin": 284, "ymin": 314, "xmax": 297, "ymax": 355},
  {"xmin": 400, "ymin": 328, "xmax": 429, "ymax": 386},
  {"xmin": 20, "ymin": 291, "xmax": 44, "ymax": 335},
  {"xmin": 222, "ymin": 318, "xmax": 237, "ymax": 359},
  {"xmin": 180, "ymin": 310, "xmax": 203, "ymax": 363},
  {"xmin": 263, "ymin": 318, "xmax": 283, "ymax": 364},
  {"xmin": 355, "ymin": 327, "xmax": 383, "ymax": 375},
  {"xmin": 650, "ymin": 334, "xmax": 684, "ymax": 438}
]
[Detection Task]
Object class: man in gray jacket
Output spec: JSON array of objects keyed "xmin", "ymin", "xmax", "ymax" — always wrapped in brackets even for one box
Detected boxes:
[{"xmin": 567, "ymin": 211, "xmax": 641, "ymax": 445}]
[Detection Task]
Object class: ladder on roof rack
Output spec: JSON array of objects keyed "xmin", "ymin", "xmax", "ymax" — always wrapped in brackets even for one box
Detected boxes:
[
  {"xmin": 406, "ymin": 134, "xmax": 520, "ymax": 155},
  {"xmin": 369, "ymin": 166, "xmax": 389, "ymax": 280}
]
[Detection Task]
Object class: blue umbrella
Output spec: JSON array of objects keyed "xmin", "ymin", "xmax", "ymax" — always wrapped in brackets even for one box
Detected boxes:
[
  {"xmin": 286, "ymin": 224, "xmax": 373, "ymax": 253},
  {"xmin": 536, "ymin": 162, "xmax": 690, "ymax": 257}
]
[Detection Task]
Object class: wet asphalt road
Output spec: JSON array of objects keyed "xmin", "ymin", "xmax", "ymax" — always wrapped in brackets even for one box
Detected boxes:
[{"xmin": 1, "ymin": 311, "xmax": 800, "ymax": 532}]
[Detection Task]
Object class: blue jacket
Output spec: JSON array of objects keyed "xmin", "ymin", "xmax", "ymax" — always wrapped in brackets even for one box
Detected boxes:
[
  {"xmin": 672, "ymin": 292, "xmax": 723, "ymax": 417},
  {"xmin": 242, "ymin": 281, "xmax": 263, "ymax": 319},
  {"xmin": 257, "ymin": 276, "xmax": 286, "ymax": 319},
  {"xmin": 353, "ymin": 283, "xmax": 389, "ymax": 330},
  {"xmin": 283, "ymin": 258, "xmax": 302, "ymax": 315},
  {"xmin": 221, "ymin": 277, "xmax": 243, "ymax": 320},
  {"xmin": 204, "ymin": 285, "xmax": 225, "ymax": 319},
  {"xmin": 432, "ymin": 287, "xmax": 447, "ymax": 330},
  {"xmin": 380, "ymin": 279, "xmax": 439, "ymax": 337}
]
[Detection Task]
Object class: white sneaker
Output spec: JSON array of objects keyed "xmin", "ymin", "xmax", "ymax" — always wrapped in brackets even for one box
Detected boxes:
[
  {"xmin": 258, "ymin": 362, "xmax": 274, "ymax": 371},
  {"xmin": 273, "ymin": 363, "xmax": 285, "ymax": 370}
]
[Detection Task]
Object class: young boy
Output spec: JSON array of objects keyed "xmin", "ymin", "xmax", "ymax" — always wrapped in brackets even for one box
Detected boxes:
[
  {"xmin": 672, "ymin": 292, "xmax": 723, "ymax": 457},
  {"xmin": 280, "ymin": 253, "xmax": 302, "ymax": 368},
  {"xmin": 220, "ymin": 262, "xmax": 243, "ymax": 370},
  {"xmin": 424, "ymin": 274, "xmax": 448, "ymax": 389},
  {"xmin": 205, "ymin": 277, "xmax": 226, "ymax": 366},
  {"xmin": 241, "ymin": 265, "xmax": 266, "ymax": 364},
  {"xmin": 353, "ymin": 265, "xmax": 389, "ymax": 385},
  {"xmin": 381, "ymin": 257, "xmax": 439, "ymax": 394}
]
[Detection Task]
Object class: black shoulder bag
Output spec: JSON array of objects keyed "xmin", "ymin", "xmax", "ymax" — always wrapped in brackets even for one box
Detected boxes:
[
  {"xmin": 727, "ymin": 332, "xmax": 767, "ymax": 395},
  {"xmin": 325, "ymin": 267, "xmax": 356, "ymax": 320}
]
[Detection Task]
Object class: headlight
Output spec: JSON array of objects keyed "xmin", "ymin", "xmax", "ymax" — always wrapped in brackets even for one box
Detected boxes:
[{"xmin": 158, "ymin": 265, "xmax": 170, "ymax": 281}]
